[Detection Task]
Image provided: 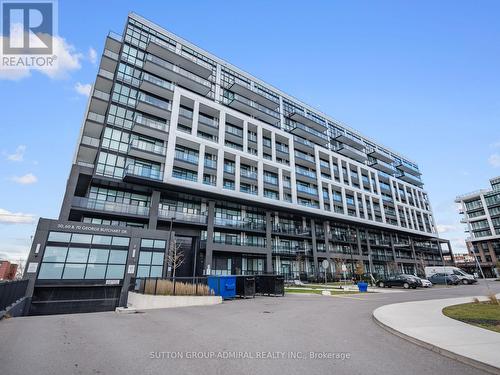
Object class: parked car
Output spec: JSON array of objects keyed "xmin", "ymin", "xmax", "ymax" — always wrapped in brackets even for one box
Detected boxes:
[
  {"xmin": 419, "ymin": 278, "xmax": 433, "ymax": 288},
  {"xmin": 425, "ymin": 266, "xmax": 477, "ymax": 285},
  {"xmin": 398, "ymin": 274, "xmax": 424, "ymax": 287},
  {"xmin": 428, "ymin": 273, "xmax": 460, "ymax": 285},
  {"xmin": 376, "ymin": 275, "xmax": 420, "ymax": 289}
]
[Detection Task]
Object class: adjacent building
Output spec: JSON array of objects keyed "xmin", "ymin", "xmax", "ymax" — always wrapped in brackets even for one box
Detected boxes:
[
  {"xmin": 456, "ymin": 176, "xmax": 500, "ymax": 277},
  {"xmin": 23, "ymin": 13, "xmax": 452, "ymax": 314},
  {"xmin": 0, "ymin": 261, "xmax": 18, "ymax": 281}
]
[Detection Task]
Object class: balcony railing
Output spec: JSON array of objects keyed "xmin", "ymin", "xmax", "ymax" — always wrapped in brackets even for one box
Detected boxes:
[
  {"xmin": 240, "ymin": 169, "xmax": 258, "ymax": 180},
  {"xmin": 125, "ymin": 164, "xmax": 164, "ymax": 181},
  {"xmin": 297, "ymin": 185, "xmax": 318, "ymax": 196},
  {"xmin": 263, "ymin": 175, "xmax": 278, "ymax": 185},
  {"xmin": 272, "ymin": 225, "xmax": 311, "ymax": 236},
  {"xmin": 175, "ymin": 151, "xmax": 199, "ymax": 164},
  {"xmin": 204, "ymin": 159, "xmax": 217, "ymax": 169},
  {"xmin": 142, "ymin": 72, "xmax": 175, "ymax": 92},
  {"xmin": 137, "ymin": 92, "xmax": 171, "ymax": 111},
  {"xmin": 198, "ymin": 114, "xmax": 219, "ymax": 128},
  {"xmin": 146, "ymin": 54, "xmax": 212, "ymax": 89},
  {"xmin": 295, "ymin": 167, "xmax": 316, "ymax": 179},
  {"xmin": 134, "ymin": 114, "xmax": 169, "ymax": 132},
  {"xmin": 214, "ymin": 217, "xmax": 266, "ymax": 231},
  {"xmin": 158, "ymin": 209, "xmax": 208, "ymax": 224},
  {"xmin": 130, "ymin": 139, "xmax": 166, "ymax": 155},
  {"xmin": 73, "ymin": 197, "xmax": 150, "ymax": 216}
]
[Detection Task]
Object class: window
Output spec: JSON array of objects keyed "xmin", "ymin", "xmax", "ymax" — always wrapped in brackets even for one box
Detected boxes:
[{"xmin": 38, "ymin": 232, "xmax": 130, "ymax": 280}]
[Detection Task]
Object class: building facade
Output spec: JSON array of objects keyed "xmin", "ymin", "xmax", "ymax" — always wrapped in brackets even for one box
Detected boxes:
[
  {"xmin": 0, "ymin": 261, "xmax": 18, "ymax": 281},
  {"xmin": 456, "ymin": 176, "xmax": 500, "ymax": 278},
  {"xmin": 23, "ymin": 13, "xmax": 452, "ymax": 314}
]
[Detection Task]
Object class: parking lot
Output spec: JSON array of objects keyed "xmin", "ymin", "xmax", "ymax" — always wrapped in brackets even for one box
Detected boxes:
[{"xmin": 1, "ymin": 280, "xmax": 499, "ymax": 375}]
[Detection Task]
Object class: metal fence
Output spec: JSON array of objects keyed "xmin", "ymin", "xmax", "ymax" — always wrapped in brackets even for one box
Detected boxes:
[
  {"xmin": 0, "ymin": 279, "xmax": 28, "ymax": 311},
  {"xmin": 130, "ymin": 277, "xmax": 209, "ymax": 296}
]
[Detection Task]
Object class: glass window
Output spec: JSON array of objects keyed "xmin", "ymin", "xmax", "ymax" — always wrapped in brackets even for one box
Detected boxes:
[
  {"xmin": 62, "ymin": 264, "xmax": 86, "ymax": 279},
  {"xmin": 139, "ymin": 251, "xmax": 152, "ymax": 265},
  {"xmin": 150, "ymin": 266, "xmax": 162, "ymax": 277},
  {"xmin": 109, "ymin": 250, "xmax": 128, "ymax": 264},
  {"xmin": 66, "ymin": 247, "xmax": 90, "ymax": 263},
  {"xmin": 141, "ymin": 239, "xmax": 154, "ymax": 248},
  {"xmin": 42, "ymin": 246, "xmax": 68, "ymax": 262},
  {"xmin": 71, "ymin": 233, "xmax": 93, "ymax": 244},
  {"xmin": 38, "ymin": 263, "xmax": 64, "ymax": 279},
  {"xmin": 47, "ymin": 231, "xmax": 71, "ymax": 242},
  {"xmin": 88, "ymin": 249, "xmax": 109, "ymax": 264},
  {"xmin": 112, "ymin": 236, "xmax": 130, "ymax": 247},
  {"xmin": 92, "ymin": 235, "xmax": 112, "ymax": 245},
  {"xmin": 153, "ymin": 240, "xmax": 166, "ymax": 249},
  {"xmin": 151, "ymin": 252, "xmax": 164, "ymax": 265},
  {"xmin": 106, "ymin": 264, "xmax": 125, "ymax": 279},
  {"xmin": 136, "ymin": 265, "xmax": 150, "ymax": 278},
  {"xmin": 85, "ymin": 264, "xmax": 107, "ymax": 279}
]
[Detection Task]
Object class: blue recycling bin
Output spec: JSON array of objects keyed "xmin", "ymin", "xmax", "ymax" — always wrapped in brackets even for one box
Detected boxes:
[
  {"xmin": 357, "ymin": 282, "xmax": 368, "ymax": 292},
  {"xmin": 207, "ymin": 276, "xmax": 236, "ymax": 299}
]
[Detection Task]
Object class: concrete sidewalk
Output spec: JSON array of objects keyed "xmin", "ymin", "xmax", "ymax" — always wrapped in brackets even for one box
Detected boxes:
[{"xmin": 373, "ymin": 294, "xmax": 500, "ymax": 374}]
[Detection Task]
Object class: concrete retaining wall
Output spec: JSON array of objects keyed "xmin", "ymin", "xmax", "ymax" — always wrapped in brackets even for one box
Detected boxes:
[{"xmin": 127, "ymin": 292, "xmax": 222, "ymax": 310}]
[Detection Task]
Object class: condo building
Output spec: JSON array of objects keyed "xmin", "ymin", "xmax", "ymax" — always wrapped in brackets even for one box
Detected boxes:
[
  {"xmin": 456, "ymin": 176, "xmax": 500, "ymax": 278},
  {"xmin": 23, "ymin": 13, "xmax": 452, "ymax": 314}
]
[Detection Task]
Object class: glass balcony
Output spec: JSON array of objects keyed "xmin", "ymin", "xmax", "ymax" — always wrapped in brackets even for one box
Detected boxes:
[
  {"xmin": 297, "ymin": 185, "xmax": 318, "ymax": 196},
  {"xmin": 130, "ymin": 139, "xmax": 166, "ymax": 155},
  {"xmin": 395, "ymin": 161, "xmax": 421, "ymax": 176},
  {"xmin": 263, "ymin": 175, "xmax": 278, "ymax": 185},
  {"xmin": 73, "ymin": 197, "xmax": 149, "ymax": 216},
  {"xmin": 240, "ymin": 169, "xmax": 258, "ymax": 180},
  {"xmin": 287, "ymin": 111, "xmax": 327, "ymax": 132},
  {"xmin": 222, "ymin": 93, "xmax": 280, "ymax": 125},
  {"xmin": 290, "ymin": 122, "xmax": 328, "ymax": 145},
  {"xmin": 140, "ymin": 72, "xmax": 175, "ymax": 99},
  {"xmin": 295, "ymin": 167, "xmax": 316, "ymax": 179},
  {"xmin": 366, "ymin": 147, "xmax": 394, "ymax": 163},
  {"xmin": 272, "ymin": 245, "xmax": 310, "ymax": 255},
  {"xmin": 124, "ymin": 164, "xmax": 164, "ymax": 181},
  {"xmin": 332, "ymin": 130, "xmax": 365, "ymax": 151},
  {"xmin": 276, "ymin": 144, "xmax": 289, "ymax": 154},
  {"xmin": 334, "ymin": 143, "xmax": 367, "ymax": 163},
  {"xmin": 214, "ymin": 217, "xmax": 266, "ymax": 231},
  {"xmin": 369, "ymin": 158, "xmax": 396, "ymax": 175},
  {"xmin": 134, "ymin": 114, "xmax": 169, "ymax": 132},
  {"xmin": 80, "ymin": 136, "xmax": 100, "ymax": 148},
  {"xmin": 147, "ymin": 36, "xmax": 213, "ymax": 78},
  {"xmin": 272, "ymin": 225, "xmax": 311, "ymax": 236},
  {"xmin": 198, "ymin": 113, "xmax": 219, "ymax": 128},
  {"xmin": 137, "ymin": 92, "xmax": 171, "ymax": 111},
  {"xmin": 204, "ymin": 158, "xmax": 217, "ymax": 169},
  {"xmin": 158, "ymin": 209, "xmax": 208, "ymax": 224},
  {"xmin": 144, "ymin": 54, "xmax": 212, "ymax": 96},
  {"xmin": 175, "ymin": 151, "xmax": 199, "ymax": 164},
  {"xmin": 226, "ymin": 126, "xmax": 243, "ymax": 138},
  {"xmin": 226, "ymin": 77, "xmax": 279, "ymax": 109},
  {"xmin": 396, "ymin": 171, "xmax": 423, "ymax": 187},
  {"xmin": 224, "ymin": 164, "xmax": 235, "ymax": 174}
]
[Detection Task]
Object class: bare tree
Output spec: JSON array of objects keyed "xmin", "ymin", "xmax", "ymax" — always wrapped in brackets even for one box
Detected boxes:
[
  {"xmin": 15, "ymin": 258, "xmax": 26, "ymax": 280},
  {"xmin": 415, "ymin": 254, "xmax": 426, "ymax": 277},
  {"xmin": 354, "ymin": 260, "xmax": 365, "ymax": 281},
  {"xmin": 295, "ymin": 252, "xmax": 304, "ymax": 280},
  {"xmin": 167, "ymin": 239, "xmax": 184, "ymax": 279},
  {"xmin": 386, "ymin": 261, "xmax": 399, "ymax": 276}
]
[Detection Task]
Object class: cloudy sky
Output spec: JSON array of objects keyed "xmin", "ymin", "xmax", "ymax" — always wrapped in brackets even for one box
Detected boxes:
[{"xmin": 1, "ymin": 0, "xmax": 500, "ymax": 263}]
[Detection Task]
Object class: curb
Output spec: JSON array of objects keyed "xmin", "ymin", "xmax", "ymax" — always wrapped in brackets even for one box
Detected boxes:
[{"xmin": 372, "ymin": 311, "xmax": 500, "ymax": 375}]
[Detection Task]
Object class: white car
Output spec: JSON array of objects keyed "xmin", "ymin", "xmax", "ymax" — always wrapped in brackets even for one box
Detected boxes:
[{"xmin": 420, "ymin": 278, "xmax": 432, "ymax": 288}]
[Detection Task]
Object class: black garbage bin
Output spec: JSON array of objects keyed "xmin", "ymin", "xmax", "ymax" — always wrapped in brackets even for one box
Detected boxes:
[
  {"xmin": 256, "ymin": 275, "xmax": 285, "ymax": 296},
  {"xmin": 236, "ymin": 276, "xmax": 255, "ymax": 298}
]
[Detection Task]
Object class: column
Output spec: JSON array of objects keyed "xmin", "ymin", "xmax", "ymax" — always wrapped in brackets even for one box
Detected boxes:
[
  {"xmin": 265, "ymin": 211, "xmax": 273, "ymax": 273},
  {"xmin": 148, "ymin": 190, "xmax": 161, "ymax": 230},
  {"xmin": 205, "ymin": 201, "xmax": 216, "ymax": 275}
]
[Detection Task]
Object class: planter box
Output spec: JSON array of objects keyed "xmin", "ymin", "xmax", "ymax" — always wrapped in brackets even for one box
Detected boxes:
[{"xmin": 127, "ymin": 292, "xmax": 222, "ymax": 310}]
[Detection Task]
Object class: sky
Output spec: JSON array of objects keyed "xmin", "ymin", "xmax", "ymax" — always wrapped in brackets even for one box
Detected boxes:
[{"xmin": 0, "ymin": 0, "xmax": 499, "ymax": 263}]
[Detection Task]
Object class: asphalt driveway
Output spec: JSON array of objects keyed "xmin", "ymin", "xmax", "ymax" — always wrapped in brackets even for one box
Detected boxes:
[{"xmin": 1, "ymin": 280, "xmax": 499, "ymax": 375}]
